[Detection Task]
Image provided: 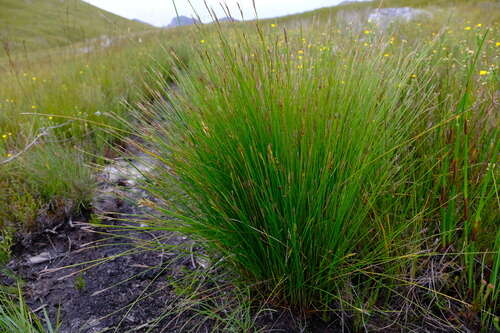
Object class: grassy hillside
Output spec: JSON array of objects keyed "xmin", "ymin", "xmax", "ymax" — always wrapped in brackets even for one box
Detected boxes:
[
  {"xmin": 0, "ymin": 0, "xmax": 153, "ymax": 56},
  {"xmin": 278, "ymin": 0, "xmax": 500, "ymax": 24}
]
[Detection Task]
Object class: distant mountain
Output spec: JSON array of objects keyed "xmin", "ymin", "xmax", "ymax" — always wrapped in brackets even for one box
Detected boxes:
[{"xmin": 167, "ymin": 16, "xmax": 200, "ymax": 28}]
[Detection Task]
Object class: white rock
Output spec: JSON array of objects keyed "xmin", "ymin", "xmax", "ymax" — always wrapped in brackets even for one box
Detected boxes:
[
  {"xmin": 368, "ymin": 7, "xmax": 430, "ymax": 27},
  {"xmin": 28, "ymin": 252, "xmax": 52, "ymax": 265}
]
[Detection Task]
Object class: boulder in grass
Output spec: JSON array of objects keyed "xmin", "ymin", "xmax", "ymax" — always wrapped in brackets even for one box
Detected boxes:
[{"xmin": 368, "ymin": 7, "xmax": 431, "ymax": 27}]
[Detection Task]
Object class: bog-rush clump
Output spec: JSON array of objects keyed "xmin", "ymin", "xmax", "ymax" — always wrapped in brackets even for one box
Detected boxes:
[
  {"xmin": 146, "ymin": 27, "xmax": 434, "ymax": 308},
  {"xmin": 140, "ymin": 20, "xmax": 498, "ymax": 328}
]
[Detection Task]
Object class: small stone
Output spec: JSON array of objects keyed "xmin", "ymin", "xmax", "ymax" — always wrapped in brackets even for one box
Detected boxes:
[
  {"xmin": 196, "ymin": 257, "xmax": 210, "ymax": 269},
  {"xmin": 28, "ymin": 252, "xmax": 51, "ymax": 265}
]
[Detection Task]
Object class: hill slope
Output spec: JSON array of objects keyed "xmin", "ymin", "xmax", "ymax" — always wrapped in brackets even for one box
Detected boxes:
[{"xmin": 0, "ymin": 0, "xmax": 153, "ymax": 55}]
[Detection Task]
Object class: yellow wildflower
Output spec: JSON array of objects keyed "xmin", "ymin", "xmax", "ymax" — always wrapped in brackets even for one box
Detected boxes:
[
  {"xmin": 138, "ymin": 199, "xmax": 156, "ymax": 208},
  {"xmin": 31, "ymin": 105, "xmax": 37, "ymax": 109},
  {"xmin": 48, "ymin": 116, "xmax": 53, "ymax": 120},
  {"xmin": 476, "ymin": 23, "xmax": 482, "ymax": 27},
  {"xmin": 384, "ymin": 53, "xmax": 390, "ymax": 57},
  {"xmin": 32, "ymin": 77, "xmax": 37, "ymax": 81},
  {"xmin": 200, "ymin": 39, "xmax": 206, "ymax": 44},
  {"xmin": 464, "ymin": 26, "xmax": 471, "ymax": 31},
  {"xmin": 496, "ymin": 42, "xmax": 500, "ymax": 47},
  {"xmin": 411, "ymin": 74, "xmax": 417, "ymax": 78},
  {"xmin": 479, "ymin": 70, "xmax": 489, "ymax": 76},
  {"xmin": 270, "ymin": 23, "xmax": 277, "ymax": 28},
  {"xmin": 2, "ymin": 134, "xmax": 7, "ymax": 139},
  {"xmin": 363, "ymin": 30, "xmax": 371, "ymax": 35},
  {"xmin": 7, "ymin": 153, "xmax": 12, "ymax": 158},
  {"xmin": 201, "ymin": 121, "xmax": 209, "ymax": 135}
]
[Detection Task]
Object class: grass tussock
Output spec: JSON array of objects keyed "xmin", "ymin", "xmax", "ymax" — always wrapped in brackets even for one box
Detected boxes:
[
  {"xmin": 0, "ymin": 285, "xmax": 58, "ymax": 333},
  {"xmin": 135, "ymin": 5, "xmax": 499, "ymax": 330}
]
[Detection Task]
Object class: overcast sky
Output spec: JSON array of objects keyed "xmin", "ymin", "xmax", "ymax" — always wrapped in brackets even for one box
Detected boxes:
[{"xmin": 82, "ymin": 0, "xmax": 350, "ymax": 26}]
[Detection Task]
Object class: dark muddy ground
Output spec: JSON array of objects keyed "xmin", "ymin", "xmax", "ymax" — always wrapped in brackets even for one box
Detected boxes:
[
  {"xmin": 0, "ymin": 154, "xmax": 316, "ymax": 333},
  {"xmin": 2, "ymin": 157, "xmax": 201, "ymax": 332}
]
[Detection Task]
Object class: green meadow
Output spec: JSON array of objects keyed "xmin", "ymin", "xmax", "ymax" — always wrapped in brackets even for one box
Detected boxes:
[{"xmin": 0, "ymin": 0, "xmax": 499, "ymax": 331}]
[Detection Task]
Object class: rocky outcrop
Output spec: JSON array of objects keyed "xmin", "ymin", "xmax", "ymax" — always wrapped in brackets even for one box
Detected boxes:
[{"xmin": 167, "ymin": 15, "xmax": 200, "ymax": 28}]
